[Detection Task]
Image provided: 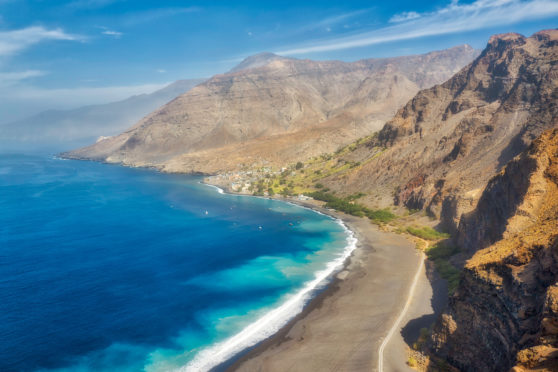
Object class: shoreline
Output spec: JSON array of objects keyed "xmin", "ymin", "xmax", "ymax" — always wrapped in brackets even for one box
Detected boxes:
[
  {"xmin": 180, "ymin": 185, "xmax": 360, "ymax": 371},
  {"xmin": 201, "ymin": 183, "xmax": 434, "ymax": 372},
  {"xmin": 50, "ymin": 159, "xmax": 436, "ymax": 371}
]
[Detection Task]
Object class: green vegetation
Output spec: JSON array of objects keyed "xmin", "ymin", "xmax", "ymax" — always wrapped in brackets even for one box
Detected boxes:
[
  {"xmin": 407, "ymin": 357, "xmax": 418, "ymax": 368},
  {"xmin": 345, "ymin": 192, "xmax": 365, "ymax": 201},
  {"xmin": 412, "ymin": 327, "xmax": 430, "ymax": 350},
  {"xmin": 365, "ymin": 208, "xmax": 397, "ymax": 223},
  {"xmin": 308, "ymin": 191, "xmax": 397, "ymax": 224},
  {"xmin": 406, "ymin": 226, "xmax": 450, "ymax": 240},
  {"xmin": 426, "ymin": 243, "xmax": 461, "ymax": 293},
  {"xmin": 295, "ymin": 161, "xmax": 304, "ymax": 170}
]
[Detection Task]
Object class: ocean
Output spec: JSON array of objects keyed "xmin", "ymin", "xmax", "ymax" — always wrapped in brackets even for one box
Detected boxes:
[{"xmin": 0, "ymin": 154, "xmax": 355, "ymax": 372}]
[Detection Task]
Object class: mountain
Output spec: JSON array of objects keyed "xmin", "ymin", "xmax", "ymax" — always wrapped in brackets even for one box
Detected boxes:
[
  {"xmin": 0, "ymin": 79, "xmax": 204, "ymax": 151},
  {"xmin": 430, "ymin": 128, "xmax": 558, "ymax": 371},
  {"xmin": 64, "ymin": 45, "xmax": 479, "ymax": 173},
  {"xmin": 316, "ymin": 30, "xmax": 558, "ymax": 232},
  {"xmin": 228, "ymin": 52, "xmax": 287, "ymax": 73}
]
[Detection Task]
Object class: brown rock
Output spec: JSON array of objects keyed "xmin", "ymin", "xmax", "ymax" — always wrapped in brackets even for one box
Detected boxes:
[
  {"xmin": 320, "ymin": 30, "xmax": 558, "ymax": 231},
  {"xmin": 429, "ymin": 128, "xmax": 558, "ymax": 372},
  {"xmin": 63, "ymin": 46, "xmax": 479, "ymax": 173}
]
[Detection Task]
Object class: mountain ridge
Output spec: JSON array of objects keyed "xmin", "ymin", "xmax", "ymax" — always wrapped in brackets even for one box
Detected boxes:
[
  {"xmin": 64, "ymin": 45, "xmax": 480, "ymax": 172},
  {"xmin": 313, "ymin": 30, "xmax": 557, "ymax": 233}
]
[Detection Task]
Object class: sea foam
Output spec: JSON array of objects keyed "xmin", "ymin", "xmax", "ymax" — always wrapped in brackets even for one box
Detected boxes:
[{"xmin": 179, "ymin": 197, "xmax": 357, "ymax": 372}]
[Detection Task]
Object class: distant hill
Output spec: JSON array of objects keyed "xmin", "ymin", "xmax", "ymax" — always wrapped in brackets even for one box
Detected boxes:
[
  {"xmin": 0, "ymin": 79, "xmax": 204, "ymax": 152},
  {"xmin": 65, "ymin": 45, "xmax": 479, "ymax": 172}
]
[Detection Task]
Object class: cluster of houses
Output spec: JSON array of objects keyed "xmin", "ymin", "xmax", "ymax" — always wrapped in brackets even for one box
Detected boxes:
[{"xmin": 206, "ymin": 166, "xmax": 313, "ymax": 201}]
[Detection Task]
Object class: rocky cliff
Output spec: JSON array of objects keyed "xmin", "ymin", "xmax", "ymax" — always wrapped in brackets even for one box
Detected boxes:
[
  {"xmin": 64, "ymin": 46, "xmax": 479, "ymax": 173},
  {"xmin": 322, "ymin": 30, "xmax": 557, "ymax": 232},
  {"xmin": 430, "ymin": 128, "xmax": 558, "ymax": 371}
]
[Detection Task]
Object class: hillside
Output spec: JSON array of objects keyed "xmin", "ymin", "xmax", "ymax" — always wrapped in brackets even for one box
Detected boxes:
[
  {"xmin": 0, "ymin": 79, "xmax": 204, "ymax": 151},
  {"xmin": 307, "ymin": 30, "xmax": 558, "ymax": 233},
  {"xmin": 64, "ymin": 46, "xmax": 479, "ymax": 172},
  {"xmin": 429, "ymin": 128, "xmax": 558, "ymax": 371}
]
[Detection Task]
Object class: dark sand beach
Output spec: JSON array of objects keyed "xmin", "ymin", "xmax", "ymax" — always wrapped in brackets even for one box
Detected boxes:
[{"xmin": 215, "ymin": 199, "xmax": 446, "ymax": 372}]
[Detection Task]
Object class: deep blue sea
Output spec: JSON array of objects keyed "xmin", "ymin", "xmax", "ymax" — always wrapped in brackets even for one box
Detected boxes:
[{"xmin": 0, "ymin": 154, "xmax": 354, "ymax": 372}]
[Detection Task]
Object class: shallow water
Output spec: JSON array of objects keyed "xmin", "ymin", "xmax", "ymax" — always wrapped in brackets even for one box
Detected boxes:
[{"xmin": 0, "ymin": 154, "xmax": 352, "ymax": 372}]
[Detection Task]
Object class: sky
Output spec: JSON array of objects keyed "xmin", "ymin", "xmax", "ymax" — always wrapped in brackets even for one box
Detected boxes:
[{"xmin": 0, "ymin": 0, "xmax": 557, "ymax": 122}]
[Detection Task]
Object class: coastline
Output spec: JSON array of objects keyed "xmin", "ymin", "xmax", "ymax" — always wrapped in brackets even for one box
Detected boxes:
[
  {"xmin": 48, "ymin": 158, "xmax": 437, "ymax": 371},
  {"xmin": 182, "ymin": 186, "xmax": 360, "ymax": 372},
  {"xmin": 202, "ymin": 184, "xmax": 436, "ymax": 372}
]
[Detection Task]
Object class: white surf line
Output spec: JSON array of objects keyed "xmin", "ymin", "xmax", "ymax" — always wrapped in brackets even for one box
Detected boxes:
[{"xmin": 378, "ymin": 251, "xmax": 425, "ymax": 372}]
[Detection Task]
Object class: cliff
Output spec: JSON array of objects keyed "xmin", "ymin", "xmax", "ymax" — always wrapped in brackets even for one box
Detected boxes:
[
  {"xmin": 430, "ymin": 128, "xmax": 558, "ymax": 371},
  {"xmin": 63, "ymin": 46, "xmax": 479, "ymax": 173},
  {"xmin": 320, "ymin": 30, "xmax": 557, "ymax": 233}
]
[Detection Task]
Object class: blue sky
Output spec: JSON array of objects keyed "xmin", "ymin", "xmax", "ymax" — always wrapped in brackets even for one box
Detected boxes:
[{"xmin": 0, "ymin": 0, "xmax": 557, "ymax": 121}]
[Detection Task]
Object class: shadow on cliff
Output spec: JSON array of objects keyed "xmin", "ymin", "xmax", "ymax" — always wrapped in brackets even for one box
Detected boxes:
[{"xmin": 400, "ymin": 260, "xmax": 448, "ymax": 345}]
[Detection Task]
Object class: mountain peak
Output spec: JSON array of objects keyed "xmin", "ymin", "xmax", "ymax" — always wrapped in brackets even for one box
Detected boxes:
[
  {"xmin": 229, "ymin": 52, "xmax": 288, "ymax": 73},
  {"xmin": 486, "ymin": 32, "xmax": 526, "ymax": 49}
]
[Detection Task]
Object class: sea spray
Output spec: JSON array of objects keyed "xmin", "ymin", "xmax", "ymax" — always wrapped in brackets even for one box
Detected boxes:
[{"xmin": 180, "ymin": 201, "xmax": 358, "ymax": 371}]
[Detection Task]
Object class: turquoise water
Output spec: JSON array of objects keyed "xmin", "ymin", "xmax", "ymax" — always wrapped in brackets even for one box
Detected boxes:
[{"xmin": 0, "ymin": 154, "xmax": 355, "ymax": 371}]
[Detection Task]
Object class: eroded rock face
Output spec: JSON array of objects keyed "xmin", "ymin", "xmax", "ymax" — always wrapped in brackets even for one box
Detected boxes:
[
  {"xmin": 327, "ymin": 30, "xmax": 557, "ymax": 229},
  {"xmin": 64, "ymin": 47, "xmax": 479, "ymax": 174},
  {"xmin": 430, "ymin": 128, "xmax": 558, "ymax": 372}
]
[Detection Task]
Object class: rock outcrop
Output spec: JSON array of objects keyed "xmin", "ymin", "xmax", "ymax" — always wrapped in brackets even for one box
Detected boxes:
[
  {"xmin": 64, "ymin": 47, "xmax": 479, "ymax": 173},
  {"xmin": 430, "ymin": 128, "xmax": 558, "ymax": 371},
  {"xmin": 324, "ymin": 30, "xmax": 557, "ymax": 232}
]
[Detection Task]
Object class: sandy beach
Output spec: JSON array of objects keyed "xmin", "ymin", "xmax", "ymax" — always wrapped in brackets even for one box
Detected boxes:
[{"xmin": 211, "ymin": 198, "xmax": 445, "ymax": 372}]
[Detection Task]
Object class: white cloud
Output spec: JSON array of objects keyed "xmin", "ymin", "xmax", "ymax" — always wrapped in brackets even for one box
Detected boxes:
[
  {"xmin": 0, "ymin": 70, "xmax": 46, "ymax": 83},
  {"xmin": 156, "ymin": 69, "xmax": 166, "ymax": 73},
  {"xmin": 389, "ymin": 11, "xmax": 421, "ymax": 23},
  {"xmin": 0, "ymin": 26, "xmax": 83, "ymax": 56},
  {"xmin": 102, "ymin": 29, "xmax": 123, "ymax": 38},
  {"xmin": 277, "ymin": 0, "xmax": 558, "ymax": 55},
  {"xmin": 295, "ymin": 9, "xmax": 369, "ymax": 34}
]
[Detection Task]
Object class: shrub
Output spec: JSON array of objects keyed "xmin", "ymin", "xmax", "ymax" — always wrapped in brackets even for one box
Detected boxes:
[
  {"xmin": 365, "ymin": 208, "xmax": 397, "ymax": 224},
  {"xmin": 280, "ymin": 187, "xmax": 295, "ymax": 196},
  {"xmin": 315, "ymin": 183, "xmax": 324, "ymax": 189},
  {"xmin": 307, "ymin": 191, "xmax": 397, "ymax": 222},
  {"xmin": 295, "ymin": 161, "xmax": 304, "ymax": 170},
  {"xmin": 346, "ymin": 192, "xmax": 365, "ymax": 201},
  {"xmin": 406, "ymin": 226, "xmax": 450, "ymax": 240},
  {"xmin": 426, "ymin": 243, "xmax": 461, "ymax": 293}
]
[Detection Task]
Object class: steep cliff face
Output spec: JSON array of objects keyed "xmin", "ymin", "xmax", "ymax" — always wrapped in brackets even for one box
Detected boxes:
[
  {"xmin": 430, "ymin": 128, "xmax": 558, "ymax": 371},
  {"xmin": 324, "ymin": 30, "xmax": 557, "ymax": 232},
  {"xmin": 64, "ymin": 46, "xmax": 478, "ymax": 173}
]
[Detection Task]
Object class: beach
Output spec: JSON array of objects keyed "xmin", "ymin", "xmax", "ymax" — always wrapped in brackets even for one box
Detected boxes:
[{"xmin": 217, "ymin": 199, "xmax": 443, "ymax": 372}]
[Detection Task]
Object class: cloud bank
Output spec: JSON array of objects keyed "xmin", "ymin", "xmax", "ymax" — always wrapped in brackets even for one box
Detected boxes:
[{"xmin": 277, "ymin": 0, "xmax": 558, "ymax": 55}]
